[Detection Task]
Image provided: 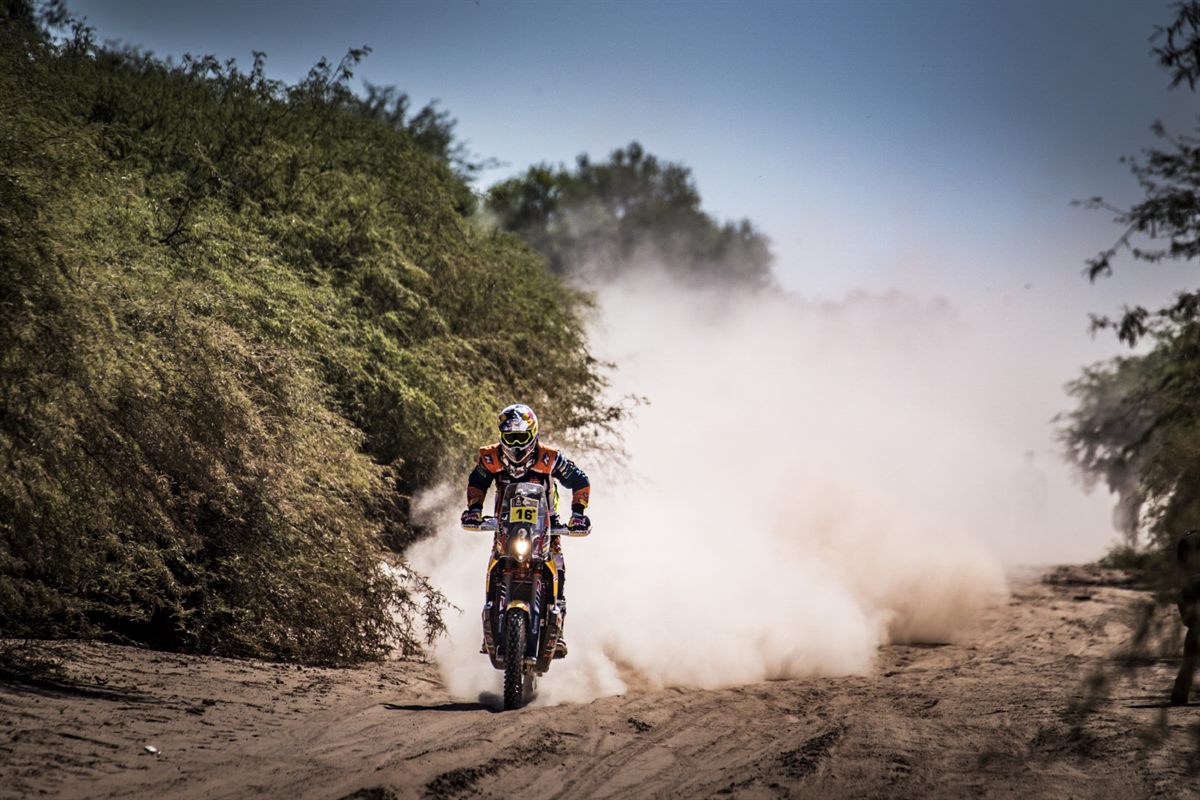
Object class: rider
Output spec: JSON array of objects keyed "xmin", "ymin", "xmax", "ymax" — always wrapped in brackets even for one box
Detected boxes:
[{"xmin": 461, "ymin": 403, "xmax": 590, "ymax": 657}]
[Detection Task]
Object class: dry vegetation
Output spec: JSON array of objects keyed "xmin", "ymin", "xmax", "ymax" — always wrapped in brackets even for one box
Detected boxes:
[{"xmin": 0, "ymin": 2, "xmax": 616, "ymax": 664}]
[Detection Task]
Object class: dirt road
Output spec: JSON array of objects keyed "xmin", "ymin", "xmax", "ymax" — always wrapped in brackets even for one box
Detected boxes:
[{"xmin": 3, "ymin": 566, "xmax": 1199, "ymax": 799}]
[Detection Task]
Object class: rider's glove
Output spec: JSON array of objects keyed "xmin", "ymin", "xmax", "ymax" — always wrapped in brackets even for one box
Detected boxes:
[
  {"xmin": 461, "ymin": 508, "xmax": 483, "ymax": 528},
  {"xmin": 567, "ymin": 513, "xmax": 591, "ymax": 533}
]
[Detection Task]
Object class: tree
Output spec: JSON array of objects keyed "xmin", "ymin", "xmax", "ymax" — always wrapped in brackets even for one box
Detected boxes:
[
  {"xmin": 487, "ymin": 142, "xmax": 774, "ymax": 287},
  {"xmin": 1081, "ymin": 2, "xmax": 1200, "ymax": 345},
  {"xmin": 1063, "ymin": 2, "xmax": 1200, "ymax": 550}
]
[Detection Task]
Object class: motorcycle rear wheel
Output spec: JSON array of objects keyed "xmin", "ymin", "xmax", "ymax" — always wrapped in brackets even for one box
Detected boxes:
[{"xmin": 503, "ymin": 610, "xmax": 528, "ymax": 710}]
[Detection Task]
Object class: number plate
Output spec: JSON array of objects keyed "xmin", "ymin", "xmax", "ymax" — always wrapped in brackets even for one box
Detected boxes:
[{"xmin": 508, "ymin": 506, "xmax": 538, "ymax": 524}]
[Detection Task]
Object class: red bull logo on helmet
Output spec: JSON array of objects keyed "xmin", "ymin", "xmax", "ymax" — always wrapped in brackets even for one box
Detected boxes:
[{"xmin": 499, "ymin": 403, "xmax": 538, "ymax": 433}]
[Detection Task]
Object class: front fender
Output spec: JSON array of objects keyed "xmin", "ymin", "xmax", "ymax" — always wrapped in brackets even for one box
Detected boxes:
[{"xmin": 506, "ymin": 599, "xmax": 531, "ymax": 615}]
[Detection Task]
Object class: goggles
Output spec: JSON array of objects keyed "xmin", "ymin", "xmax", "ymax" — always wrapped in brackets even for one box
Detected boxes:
[{"xmin": 500, "ymin": 429, "xmax": 535, "ymax": 447}]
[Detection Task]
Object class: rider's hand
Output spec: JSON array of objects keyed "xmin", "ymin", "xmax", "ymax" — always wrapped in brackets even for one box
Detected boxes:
[
  {"xmin": 568, "ymin": 513, "xmax": 590, "ymax": 533},
  {"xmin": 461, "ymin": 508, "xmax": 483, "ymax": 527}
]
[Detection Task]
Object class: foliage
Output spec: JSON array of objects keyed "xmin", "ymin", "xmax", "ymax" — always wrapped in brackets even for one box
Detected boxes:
[
  {"xmin": 0, "ymin": 640, "xmax": 64, "ymax": 682},
  {"xmin": 1097, "ymin": 544, "xmax": 1173, "ymax": 574},
  {"xmin": 0, "ymin": 3, "xmax": 616, "ymax": 663},
  {"xmin": 1080, "ymin": 2, "xmax": 1200, "ymax": 345},
  {"xmin": 350, "ymin": 82, "xmax": 497, "ymax": 199},
  {"xmin": 487, "ymin": 142, "xmax": 774, "ymax": 286},
  {"xmin": 1063, "ymin": 2, "xmax": 1200, "ymax": 555},
  {"xmin": 1063, "ymin": 324, "xmax": 1200, "ymax": 551}
]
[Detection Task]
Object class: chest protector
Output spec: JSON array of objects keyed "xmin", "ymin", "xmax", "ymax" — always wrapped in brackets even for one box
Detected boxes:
[{"xmin": 480, "ymin": 443, "xmax": 561, "ymax": 514}]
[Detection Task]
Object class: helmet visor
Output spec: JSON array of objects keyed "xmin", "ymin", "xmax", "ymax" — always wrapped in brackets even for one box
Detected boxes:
[{"xmin": 500, "ymin": 430, "xmax": 535, "ymax": 447}]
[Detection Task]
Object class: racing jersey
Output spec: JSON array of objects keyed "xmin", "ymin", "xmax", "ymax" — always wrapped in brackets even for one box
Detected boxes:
[{"xmin": 466, "ymin": 442, "xmax": 590, "ymax": 517}]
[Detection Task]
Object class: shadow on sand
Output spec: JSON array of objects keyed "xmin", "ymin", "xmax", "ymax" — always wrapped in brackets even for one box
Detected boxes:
[{"xmin": 383, "ymin": 698, "xmax": 501, "ymax": 714}]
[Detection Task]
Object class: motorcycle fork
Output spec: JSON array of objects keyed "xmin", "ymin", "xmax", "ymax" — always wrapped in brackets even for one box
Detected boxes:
[
  {"xmin": 495, "ymin": 571, "xmax": 512, "ymax": 655},
  {"xmin": 540, "ymin": 562, "xmax": 564, "ymax": 664},
  {"xmin": 527, "ymin": 569, "xmax": 543, "ymax": 660}
]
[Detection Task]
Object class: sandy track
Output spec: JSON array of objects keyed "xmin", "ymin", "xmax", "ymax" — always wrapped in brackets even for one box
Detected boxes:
[{"xmin": 3, "ymin": 566, "xmax": 1199, "ymax": 799}]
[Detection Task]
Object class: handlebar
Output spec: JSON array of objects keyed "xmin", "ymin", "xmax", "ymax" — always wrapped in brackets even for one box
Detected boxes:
[{"xmin": 461, "ymin": 517, "xmax": 591, "ymax": 537}]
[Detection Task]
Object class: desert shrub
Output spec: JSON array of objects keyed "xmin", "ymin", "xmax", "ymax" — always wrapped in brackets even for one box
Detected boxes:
[{"xmin": 0, "ymin": 3, "xmax": 616, "ymax": 663}]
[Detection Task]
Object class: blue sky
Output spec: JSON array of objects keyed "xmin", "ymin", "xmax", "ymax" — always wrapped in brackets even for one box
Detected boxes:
[{"xmin": 72, "ymin": 0, "xmax": 1196, "ymax": 308}]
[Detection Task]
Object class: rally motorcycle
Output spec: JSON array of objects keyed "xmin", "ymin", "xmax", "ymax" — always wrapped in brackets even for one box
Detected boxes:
[{"xmin": 461, "ymin": 481, "xmax": 590, "ymax": 710}]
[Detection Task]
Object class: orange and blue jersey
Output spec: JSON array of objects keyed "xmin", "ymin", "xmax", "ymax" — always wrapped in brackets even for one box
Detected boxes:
[{"xmin": 466, "ymin": 443, "xmax": 591, "ymax": 517}]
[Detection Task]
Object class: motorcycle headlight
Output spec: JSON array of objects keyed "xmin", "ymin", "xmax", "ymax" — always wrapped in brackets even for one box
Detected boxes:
[{"xmin": 513, "ymin": 536, "xmax": 530, "ymax": 558}]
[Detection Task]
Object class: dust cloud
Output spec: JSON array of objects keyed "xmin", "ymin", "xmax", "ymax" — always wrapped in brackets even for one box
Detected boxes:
[{"xmin": 408, "ymin": 268, "xmax": 1116, "ymax": 705}]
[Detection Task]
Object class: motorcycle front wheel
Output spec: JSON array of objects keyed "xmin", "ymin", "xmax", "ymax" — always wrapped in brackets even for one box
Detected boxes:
[{"xmin": 503, "ymin": 609, "xmax": 528, "ymax": 710}]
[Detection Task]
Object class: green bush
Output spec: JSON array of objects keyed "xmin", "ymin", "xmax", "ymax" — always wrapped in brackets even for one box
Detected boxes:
[{"xmin": 0, "ymin": 5, "xmax": 617, "ymax": 663}]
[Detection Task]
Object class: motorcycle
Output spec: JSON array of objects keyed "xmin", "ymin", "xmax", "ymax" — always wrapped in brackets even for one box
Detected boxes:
[{"xmin": 461, "ymin": 481, "xmax": 590, "ymax": 709}]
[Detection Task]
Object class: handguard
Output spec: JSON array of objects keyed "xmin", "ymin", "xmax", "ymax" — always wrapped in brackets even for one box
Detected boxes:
[{"xmin": 464, "ymin": 516, "xmax": 589, "ymax": 536}]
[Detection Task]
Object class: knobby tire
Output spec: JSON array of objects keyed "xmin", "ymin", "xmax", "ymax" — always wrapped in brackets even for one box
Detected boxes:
[{"xmin": 503, "ymin": 610, "xmax": 528, "ymax": 710}]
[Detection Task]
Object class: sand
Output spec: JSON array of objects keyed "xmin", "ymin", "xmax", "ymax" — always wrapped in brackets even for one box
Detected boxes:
[{"xmin": 2, "ymin": 565, "xmax": 1198, "ymax": 799}]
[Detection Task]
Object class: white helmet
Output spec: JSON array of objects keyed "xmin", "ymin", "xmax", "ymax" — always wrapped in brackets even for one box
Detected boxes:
[{"xmin": 497, "ymin": 403, "xmax": 538, "ymax": 474}]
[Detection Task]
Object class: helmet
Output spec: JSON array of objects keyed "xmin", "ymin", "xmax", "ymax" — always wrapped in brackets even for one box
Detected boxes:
[{"xmin": 497, "ymin": 403, "xmax": 539, "ymax": 474}]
